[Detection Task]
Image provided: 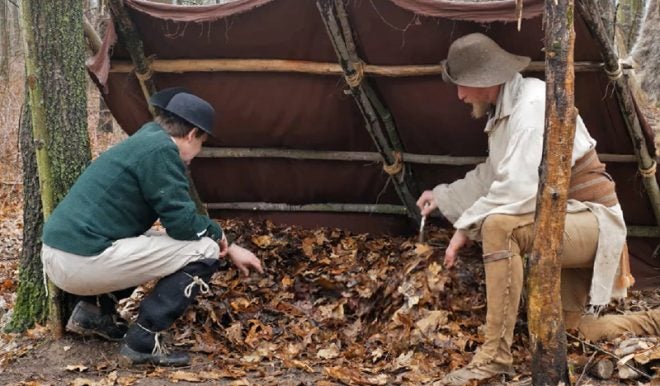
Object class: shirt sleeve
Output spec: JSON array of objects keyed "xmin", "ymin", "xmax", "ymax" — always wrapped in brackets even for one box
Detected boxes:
[
  {"xmin": 138, "ymin": 147, "xmax": 223, "ymax": 241},
  {"xmin": 454, "ymin": 124, "xmax": 543, "ymax": 239},
  {"xmin": 432, "ymin": 160, "xmax": 494, "ymax": 224}
]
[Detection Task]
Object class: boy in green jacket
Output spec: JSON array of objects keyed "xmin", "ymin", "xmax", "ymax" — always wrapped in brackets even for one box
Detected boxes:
[{"xmin": 41, "ymin": 88, "xmax": 263, "ymax": 366}]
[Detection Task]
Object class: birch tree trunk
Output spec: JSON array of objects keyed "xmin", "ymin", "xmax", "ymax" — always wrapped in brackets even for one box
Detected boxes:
[
  {"xmin": 527, "ymin": 0, "xmax": 576, "ymax": 384},
  {"xmin": 19, "ymin": 0, "xmax": 90, "ymax": 336}
]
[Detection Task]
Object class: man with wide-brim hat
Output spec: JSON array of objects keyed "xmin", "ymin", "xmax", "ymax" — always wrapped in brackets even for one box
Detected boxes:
[
  {"xmin": 41, "ymin": 88, "xmax": 264, "ymax": 367},
  {"xmin": 416, "ymin": 33, "xmax": 629, "ymax": 385}
]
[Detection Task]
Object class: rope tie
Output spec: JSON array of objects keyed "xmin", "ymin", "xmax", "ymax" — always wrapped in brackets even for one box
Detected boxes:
[
  {"xmin": 135, "ymin": 67, "xmax": 154, "ymax": 82},
  {"xmin": 137, "ymin": 323, "xmax": 169, "ymax": 356},
  {"xmin": 639, "ymin": 160, "xmax": 657, "ymax": 178},
  {"xmin": 383, "ymin": 151, "xmax": 403, "ymax": 176},
  {"xmin": 183, "ymin": 274, "xmax": 211, "ymax": 298},
  {"xmin": 604, "ymin": 62, "xmax": 622, "ymax": 81},
  {"xmin": 344, "ymin": 60, "xmax": 365, "ymax": 88}
]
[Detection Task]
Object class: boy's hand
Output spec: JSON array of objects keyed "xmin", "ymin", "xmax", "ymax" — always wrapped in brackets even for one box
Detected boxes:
[
  {"xmin": 228, "ymin": 244, "xmax": 264, "ymax": 276},
  {"xmin": 219, "ymin": 233, "xmax": 229, "ymax": 257}
]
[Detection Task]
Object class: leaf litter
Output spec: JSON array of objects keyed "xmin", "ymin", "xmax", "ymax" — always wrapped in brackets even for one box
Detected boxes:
[{"xmin": 1, "ymin": 217, "xmax": 658, "ymax": 385}]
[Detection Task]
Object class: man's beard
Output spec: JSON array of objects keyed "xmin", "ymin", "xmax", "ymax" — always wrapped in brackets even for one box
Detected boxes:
[{"xmin": 470, "ymin": 101, "xmax": 491, "ymax": 119}]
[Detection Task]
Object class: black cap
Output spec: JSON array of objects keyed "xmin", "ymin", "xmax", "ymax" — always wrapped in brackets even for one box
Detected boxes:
[{"xmin": 149, "ymin": 87, "xmax": 215, "ymax": 136}]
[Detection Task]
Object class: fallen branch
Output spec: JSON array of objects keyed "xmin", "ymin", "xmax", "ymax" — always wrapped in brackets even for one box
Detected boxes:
[{"xmin": 566, "ymin": 332, "xmax": 653, "ymax": 380}]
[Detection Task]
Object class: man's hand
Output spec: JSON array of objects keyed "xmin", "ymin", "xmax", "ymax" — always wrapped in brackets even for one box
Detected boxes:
[
  {"xmin": 227, "ymin": 244, "xmax": 264, "ymax": 276},
  {"xmin": 416, "ymin": 190, "xmax": 437, "ymax": 217},
  {"xmin": 444, "ymin": 229, "xmax": 469, "ymax": 269},
  {"xmin": 219, "ymin": 233, "xmax": 229, "ymax": 257}
]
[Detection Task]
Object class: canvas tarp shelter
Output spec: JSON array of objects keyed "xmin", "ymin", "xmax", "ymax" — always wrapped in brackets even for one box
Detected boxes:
[{"xmin": 88, "ymin": 0, "xmax": 660, "ymax": 288}]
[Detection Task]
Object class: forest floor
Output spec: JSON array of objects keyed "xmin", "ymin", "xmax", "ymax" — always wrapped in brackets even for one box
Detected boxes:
[{"xmin": 0, "ymin": 62, "xmax": 659, "ymax": 385}]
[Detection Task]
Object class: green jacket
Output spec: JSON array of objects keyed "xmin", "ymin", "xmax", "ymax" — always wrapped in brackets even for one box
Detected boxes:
[{"xmin": 42, "ymin": 122, "xmax": 222, "ymax": 256}]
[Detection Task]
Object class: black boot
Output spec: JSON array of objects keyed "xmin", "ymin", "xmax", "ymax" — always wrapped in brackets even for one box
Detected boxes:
[
  {"xmin": 119, "ymin": 259, "xmax": 219, "ymax": 367},
  {"xmin": 66, "ymin": 300, "xmax": 128, "ymax": 341},
  {"xmin": 119, "ymin": 325, "xmax": 190, "ymax": 367}
]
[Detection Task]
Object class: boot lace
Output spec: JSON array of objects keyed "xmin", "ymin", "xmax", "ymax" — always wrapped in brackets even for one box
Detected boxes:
[
  {"xmin": 183, "ymin": 274, "xmax": 211, "ymax": 298},
  {"xmin": 137, "ymin": 323, "xmax": 170, "ymax": 356}
]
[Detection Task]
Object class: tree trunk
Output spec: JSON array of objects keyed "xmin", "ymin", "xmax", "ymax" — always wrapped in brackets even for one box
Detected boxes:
[
  {"xmin": 617, "ymin": 0, "xmax": 646, "ymax": 50},
  {"xmin": 20, "ymin": 0, "xmax": 90, "ymax": 336},
  {"xmin": 527, "ymin": 0, "xmax": 576, "ymax": 384},
  {"xmin": 5, "ymin": 94, "xmax": 47, "ymax": 332},
  {"xmin": 0, "ymin": 0, "xmax": 9, "ymax": 79}
]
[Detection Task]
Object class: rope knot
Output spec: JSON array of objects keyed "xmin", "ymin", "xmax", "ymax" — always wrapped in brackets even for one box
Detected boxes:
[
  {"xmin": 135, "ymin": 67, "xmax": 154, "ymax": 82},
  {"xmin": 604, "ymin": 61, "xmax": 622, "ymax": 81},
  {"xmin": 344, "ymin": 60, "xmax": 365, "ymax": 88},
  {"xmin": 383, "ymin": 151, "xmax": 403, "ymax": 176},
  {"xmin": 639, "ymin": 160, "xmax": 657, "ymax": 178}
]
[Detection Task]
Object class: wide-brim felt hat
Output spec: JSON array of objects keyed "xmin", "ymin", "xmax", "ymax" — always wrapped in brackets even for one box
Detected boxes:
[
  {"xmin": 441, "ymin": 33, "xmax": 531, "ymax": 88},
  {"xmin": 149, "ymin": 87, "xmax": 215, "ymax": 136}
]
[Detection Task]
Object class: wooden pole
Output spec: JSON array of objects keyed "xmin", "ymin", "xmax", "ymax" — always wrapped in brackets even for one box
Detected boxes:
[
  {"xmin": 577, "ymin": 0, "xmax": 660, "ymax": 227},
  {"xmin": 527, "ymin": 0, "xmax": 575, "ymax": 383},
  {"xmin": 316, "ymin": 0, "xmax": 420, "ymax": 222},
  {"xmin": 107, "ymin": 0, "xmax": 156, "ymax": 116},
  {"xmin": 83, "ymin": 15, "xmax": 102, "ymax": 54},
  {"xmin": 198, "ymin": 146, "xmax": 636, "ymax": 165},
  {"xmin": 207, "ymin": 202, "xmax": 407, "ymax": 215},
  {"xmin": 108, "ymin": 58, "xmax": 628, "ymax": 76}
]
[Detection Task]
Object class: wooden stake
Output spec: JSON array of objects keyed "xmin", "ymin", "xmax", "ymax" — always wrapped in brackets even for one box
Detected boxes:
[
  {"xmin": 316, "ymin": 0, "xmax": 420, "ymax": 222},
  {"xmin": 527, "ymin": 0, "xmax": 575, "ymax": 383}
]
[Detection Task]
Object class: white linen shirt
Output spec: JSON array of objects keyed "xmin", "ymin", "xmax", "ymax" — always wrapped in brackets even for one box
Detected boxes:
[{"xmin": 432, "ymin": 73, "xmax": 627, "ymax": 305}]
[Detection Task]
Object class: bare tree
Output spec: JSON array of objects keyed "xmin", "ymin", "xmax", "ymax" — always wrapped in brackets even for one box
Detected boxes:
[{"xmin": 11, "ymin": 0, "xmax": 90, "ymax": 335}]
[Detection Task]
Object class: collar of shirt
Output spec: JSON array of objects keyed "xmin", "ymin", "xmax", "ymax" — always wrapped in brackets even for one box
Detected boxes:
[{"xmin": 484, "ymin": 72, "xmax": 524, "ymax": 134}]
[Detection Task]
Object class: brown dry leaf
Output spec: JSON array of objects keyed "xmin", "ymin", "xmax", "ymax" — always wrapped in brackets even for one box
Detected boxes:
[
  {"xmin": 70, "ymin": 378, "xmax": 104, "ymax": 386},
  {"xmin": 244, "ymin": 319, "xmax": 273, "ymax": 347},
  {"xmin": 317, "ymin": 302, "xmax": 345, "ymax": 321},
  {"xmin": 393, "ymin": 350, "xmax": 414, "ymax": 370},
  {"xmin": 302, "ymin": 237, "xmax": 316, "ymax": 257},
  {"xmin": 414, "ymin": 310, "xmax": 449, "ymax": 338},
  {"xmin": 104, "ymin": 371, "xmax": 118, "ymax": 384},
  {"xmin": 65, "ymin": 364, "xmax": 89, "ymax": 372},
  {"xmin": 324, "ymin": 366, "xmax": 380, "ymax": 385},
  {"xmin": 317, "ymin": 343, "xmax": 341, "ymax": 359},
  {"xmin": 229, "ymin": 297, "xmax": 253, "ymax": 312},
  {"xmin": 1, "ymin": 278, "xmax": 14, "ymax": 290},
  {"xmin": 116, "ymin": 375, "xmax": 139, "ymax": 386},
  {"xmin": 169, "ymin": 370, "xmax": 203, "ymax": 382},
  {"xmin": 251, "ymin": 234, "xmax": 273, "ymax": 248},
  {"xmin": 25, "ymin": 324, "xmax": 49, "ymax": 339},
  {"xmin": 282, "ymin": 358, "xmax": 315, "ymax": 373},
  {"xmin": 225, "ymin": 321, "xmax": 243, "ymax": 345},
  {"xmin": 242, "ymin": 341, "xmax": 278, "ymax": 363},
  {"xmin": 228, "ymin": 379, "xmax": 250, "ymax": 386},
  {"xmin": 414, "ymin": 243, "xmax": 434, "ymax": 258},
  {"xmin": 200, "ymin": 368, "xmax": 246, "ymax": 379},
  {"xmin": 316, "ymin": 381, "xmax": 341, "ymax": 386},
  {"xmin": 281, "ymin": 275, "xmax": 294, "ymax": 290},
  {"xmin": 426, "ymin": 261, "xmax": 447, "ymax": 293}
]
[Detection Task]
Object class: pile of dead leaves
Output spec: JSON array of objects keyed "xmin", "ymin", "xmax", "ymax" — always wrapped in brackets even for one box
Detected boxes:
[{"xmin": 119, "ymin": 219, "xmax": 506, "ymax": 385}]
